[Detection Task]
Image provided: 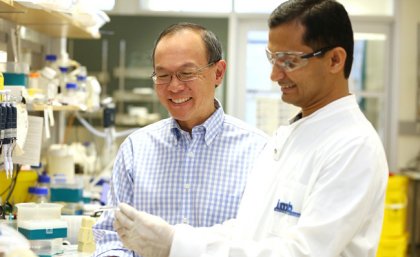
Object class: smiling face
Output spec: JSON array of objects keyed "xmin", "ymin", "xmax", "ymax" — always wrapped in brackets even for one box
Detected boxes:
[
  {"xmin": 153, "ymin": 29, "xmax": 226, "ymax": 132},
  {"xmin": 267, "ymin": 21, "xmax": 349, "ymax": 117}
]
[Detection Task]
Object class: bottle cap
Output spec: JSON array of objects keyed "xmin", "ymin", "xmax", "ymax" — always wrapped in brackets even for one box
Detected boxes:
[
  {"xmin": 28, "ymin": 187, "xmax": 48, "ymax": 195},
  {"xmin": 45, "ymin": 54, "xmax": 57, "ymax": 62},
  {"xmin": 66, "ymin": 82, "xmax": 78, "ymax": 89},
  {"xmin": 77, "ymin": 75, "xmax": 87, "ymax": 81},
  {"xmin": 59, "ymin": 66, "xmax": 69, "ymax": 73},
  {"xmin": 38, "ymin": 172, "xmax": 51, "ymax": 184}
]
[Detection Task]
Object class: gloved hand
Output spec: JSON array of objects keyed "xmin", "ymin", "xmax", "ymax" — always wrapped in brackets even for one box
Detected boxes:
[{"xmin": 114, "ymin": 203, "xmax": 175, "ymax": 257}]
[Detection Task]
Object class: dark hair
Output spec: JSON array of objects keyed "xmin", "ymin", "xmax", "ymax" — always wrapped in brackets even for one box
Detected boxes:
[
  {"xmin": 268, "ymin": 0, "xmax": 354, "ymax": 78},
  {"xmin": 151, "ymin": 22, "xmax": 222, "ymax": 67}
]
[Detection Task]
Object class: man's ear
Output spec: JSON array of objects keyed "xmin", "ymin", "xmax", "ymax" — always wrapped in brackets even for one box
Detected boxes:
[
  {"xmin": 329, "ymin": 47, "xmax": 346, "ymax": 74},
  {"xmin": 215, "ymin": 60, "xmax": 227, "ymax": 82}
]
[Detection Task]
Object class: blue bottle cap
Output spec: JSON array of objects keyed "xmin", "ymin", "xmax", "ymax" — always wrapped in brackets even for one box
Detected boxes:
[
  {"xmin": 66, "ymin": 82, "xmax": 78, "ymax": 89},
  {"xmin": 28, "ymin": 187, "xmax": 48, "ymax": 195},
  {"xmin": 77, "ymin": 75, "xmax": 87, "ymax": 81},
  {"xmin": 45, "ymin": 54, "xmax": 57, "ymax": 62},
  {"xmin": 38, "ymin": 172, "xmax": 51, "ymax": 184},
  {"xmin": 59, "ymin": 66, "xmax": 69, "ymax": 73}
]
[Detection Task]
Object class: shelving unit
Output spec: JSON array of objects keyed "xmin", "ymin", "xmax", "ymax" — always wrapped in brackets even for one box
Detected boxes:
[
  {"xmin": 0, "ymin": 0, "xmax": 99, "ymax": 39},
  {"xmin": 113, "ymin": 89, "xmax": 161, "ymax": 127},
  {"xmin": 28, "ymin": 103, "xmax": 81, "ymax": 112}
]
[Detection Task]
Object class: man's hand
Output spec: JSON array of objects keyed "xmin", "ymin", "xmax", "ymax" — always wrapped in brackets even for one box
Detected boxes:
[{"xmin": 114, "ymin": 203, "xmax": 175, "ymax": 257}]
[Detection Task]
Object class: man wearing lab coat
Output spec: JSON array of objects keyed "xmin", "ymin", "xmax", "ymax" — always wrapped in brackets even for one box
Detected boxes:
[{"xmin": 114, "ymin": 1, "xmax": 389, "ymax": 256}]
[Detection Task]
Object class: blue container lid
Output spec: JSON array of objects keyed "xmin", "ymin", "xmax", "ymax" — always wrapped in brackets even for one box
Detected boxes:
[
  {"xmin": 28, "ymin": 187, "xmax": 48, "ymax": 195},
  {"xmin": 66, "ymin": 82, "xmax": 77, "ymax": 89},
  {"xmin": 45, "ymin": 54, "xmax": 57, "ymax": 61},
  {"xmin": 59, "ymin": 66, "xmax": 69, "ymax": 73},
  {"xmin": 38, "ymin": 173, "xmax": 51, "ymax": 183},
  {"xmin": 77, "ymin": 75, "xmax": 87, "ymax": 81}
]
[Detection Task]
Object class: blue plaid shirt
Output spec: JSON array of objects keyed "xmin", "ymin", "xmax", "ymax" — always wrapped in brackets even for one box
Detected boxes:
[{"xmin": 93, "ymin": 102, "xmax": 268, "ymax": 257}]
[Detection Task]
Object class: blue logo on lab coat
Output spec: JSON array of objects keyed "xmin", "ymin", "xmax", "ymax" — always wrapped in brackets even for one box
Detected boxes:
[{"xmin": 274, "ymin": 199, "xmax": 301, "ymax": 217}]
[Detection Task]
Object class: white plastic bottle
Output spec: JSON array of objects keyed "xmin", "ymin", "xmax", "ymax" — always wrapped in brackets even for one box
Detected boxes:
[
  {"xmin": 76, "ymin": 66, "xmax": 88, "ymax": 108},
  {"xmin": 39, "ymin": 55, "xmax": 59, "ymax": 101},
  {"xmin": 63, "ymin": 82, "xmax": 78, "ymax": 105},
  {"xmin": 45, "ymin": 54, "xmax": 58, "ymax": 70}
]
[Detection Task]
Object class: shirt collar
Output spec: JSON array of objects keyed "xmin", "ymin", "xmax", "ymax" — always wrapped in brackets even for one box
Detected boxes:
[{"xmin": 169, "ymin": 99, "xmax": 224, "ymax": 146}]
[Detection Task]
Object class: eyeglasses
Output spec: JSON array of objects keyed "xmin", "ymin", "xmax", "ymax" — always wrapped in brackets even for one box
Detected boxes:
[
  {"xmin": 265, "ymin": 46, "xmax": 336, "ymax": 72},
  {"xmin": 151, "ymin": 62, "xmax": 217, "ymax": 85}
]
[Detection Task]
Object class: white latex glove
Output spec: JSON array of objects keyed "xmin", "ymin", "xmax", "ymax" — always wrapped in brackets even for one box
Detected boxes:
[{"xmin": 114, "ymin": 203, "xmax": 175, "ymax": 257}]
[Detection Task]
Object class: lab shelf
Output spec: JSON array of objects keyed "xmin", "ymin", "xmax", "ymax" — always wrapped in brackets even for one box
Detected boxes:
[
  {"xmin": 27, "ymin": 103, "xmax": 81, "ymax": 112},
  {"xmin": 113, "ymin": 67, "xmax": 153, "ymax": 80},
  {"xmin": 0, "ymin": 0, "xmax": 99, "ymax": 39},
  {"xmin": 113, "ymin": 89, "xmax": 157, "ymax": 103}
]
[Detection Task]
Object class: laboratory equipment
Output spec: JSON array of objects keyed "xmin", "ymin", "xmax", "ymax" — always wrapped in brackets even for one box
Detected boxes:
[
  {"xmin": 27, "ymin": 186, "xmax": 48, "ymax": 203},
  {"xmin": 47, "ymin": 144, "xmax": 75, "ymax": 182},
  {"xmin": 77, "ymin": 216, "xmax": 96, "ymax": 253},
  {"xmin": 15, "ymin": 202, "xmax": 67, "ymax": 257}
]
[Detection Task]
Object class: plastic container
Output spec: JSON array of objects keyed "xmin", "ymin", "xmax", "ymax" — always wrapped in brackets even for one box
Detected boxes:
[
  {"xmin": 47, "ymin": 144, "xmax": 75, "ymax": 182},
  {"xmin": 28, "ymin": 72, "xmax": 40, "ymax": 89},
  {"xmin": 29, "ymin": 238, "xmax": 64, "ymax": 257},
  {"xmin": 65, "ymin": 82, "xmax": 78, "ymax": 102},
  {"xmin": 45, "ymin": 54, "xmax": 57, "ymax": 69},
  {"xmin": 0, "ymin": 62, "xmax": 29, "ymax": 87},
  {"xmin": 0, "ymin": 170, "xmax": 38, "ymax": 204},
  {"xmin": 15, "ymin": 203, "xmax": 63, "ymax": 222},
  {"xmin": 382, "ymin": 175, "xmax": 408, "ymax": 237},
  {"xmin": 18, "ymin": 220, "xmax": 67, "ymax": 240},
  {"xmin": 376, "ymin": 233, "xmax": 408, "ymax": 257},
  {"xmin": 27, "ymin": 187, "xmax": 49, "ymax": 203}
]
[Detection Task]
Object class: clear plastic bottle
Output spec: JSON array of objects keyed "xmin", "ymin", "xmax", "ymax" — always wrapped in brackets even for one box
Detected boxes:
[{"xmin": 28, "ymin": 186, "xmax": 49, "ymax": 203}]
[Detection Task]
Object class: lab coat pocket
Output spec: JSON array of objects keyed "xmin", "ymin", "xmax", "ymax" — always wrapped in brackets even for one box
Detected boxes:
[{"xmin": 269, "ymin": 180, "xmax": 307, "ymax": 236}]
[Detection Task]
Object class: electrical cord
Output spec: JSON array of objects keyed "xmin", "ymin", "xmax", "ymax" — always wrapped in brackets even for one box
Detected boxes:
[{"xmin": 4, "ymin": 165, "xmax": 21, "ymax": 203}]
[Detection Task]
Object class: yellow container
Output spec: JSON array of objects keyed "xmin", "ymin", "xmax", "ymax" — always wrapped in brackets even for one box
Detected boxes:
[
  {"xmin": 0, "ymin": 170, "xmax": 38, "ymax": 204},
  {"xmin": 376, "ymin": 234, "xmax": 408, "ymax": 257},
  {"xmin": 382, "ymin": 175, "xmax": 408, "ymax": 237}
]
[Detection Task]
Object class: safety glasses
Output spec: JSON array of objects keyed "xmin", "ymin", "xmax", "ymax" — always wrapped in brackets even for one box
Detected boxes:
[{"xmin": 265, "ymin": 46, "xmax": 336, "ymax": 72}]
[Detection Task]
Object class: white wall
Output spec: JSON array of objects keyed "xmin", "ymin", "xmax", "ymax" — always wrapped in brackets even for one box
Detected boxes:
[{"xmin": 396, "ymin": 0, "xmax": 420, "ymax": 169}]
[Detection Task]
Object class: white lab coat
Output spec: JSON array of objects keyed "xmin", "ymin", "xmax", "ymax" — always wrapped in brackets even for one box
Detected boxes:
[{"xmin": 169, "ymin": 95, "xmax": 389, "ymax": 257}]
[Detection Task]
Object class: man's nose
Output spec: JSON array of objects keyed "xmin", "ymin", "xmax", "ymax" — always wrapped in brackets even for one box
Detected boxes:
[
  {"xmin": 270, "ymin": 65, "xmax": 287, "ymax": 82},
  {"xmin": 167, "ymin": 74, "xmax": 185, "ymax": 91}
]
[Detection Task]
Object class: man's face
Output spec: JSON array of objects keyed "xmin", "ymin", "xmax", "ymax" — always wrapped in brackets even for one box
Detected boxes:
[
  {"xmin": 267, "ymin": 22, "xmax": 336, "ymax": 116},
  {"xmin": 153, "ymin": 29, "xmax": 225, "ymax": 131}
]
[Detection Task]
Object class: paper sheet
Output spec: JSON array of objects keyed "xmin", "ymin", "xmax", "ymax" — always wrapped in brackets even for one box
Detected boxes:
[{"xmin": 13, "ymin": 115, "xmax": 43, "ymax": 166}]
